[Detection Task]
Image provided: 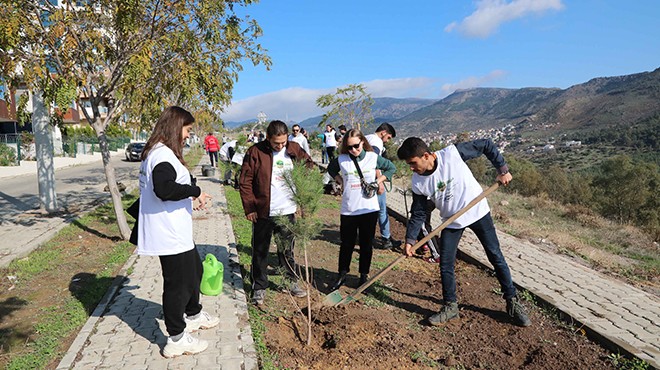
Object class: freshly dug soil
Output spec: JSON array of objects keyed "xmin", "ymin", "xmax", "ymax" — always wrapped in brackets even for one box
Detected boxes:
[{"xmin": 249, "ymin": 195, "xmax": 616, "ymax": 369}]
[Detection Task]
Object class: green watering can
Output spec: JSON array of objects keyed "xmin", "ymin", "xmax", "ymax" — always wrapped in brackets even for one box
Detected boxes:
[{"xmin": 200, "ymin": 253, "xmax": 224, "ymax": 296}]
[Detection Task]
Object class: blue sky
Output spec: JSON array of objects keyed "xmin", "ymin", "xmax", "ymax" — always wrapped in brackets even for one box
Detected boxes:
[{"xmin": 223, "ymin": 0, "xmax": 660, "ymax": 123}]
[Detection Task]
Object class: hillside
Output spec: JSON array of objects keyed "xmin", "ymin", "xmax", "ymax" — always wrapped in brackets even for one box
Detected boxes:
[
  {"xmin": 393, "ymin": 68, "xmax": 660, "ymax": 137},
  {"xmin": 299, "ymin": 97, "xmax": 437, "ymax": 131}
]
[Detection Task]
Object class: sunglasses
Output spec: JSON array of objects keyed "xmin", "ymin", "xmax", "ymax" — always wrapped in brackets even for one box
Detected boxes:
[
  {"xmin": 347, "ymin": 142, "xmax": 361, "ymax": 150},
  {"xmin": 292, "ymin": 129, "xmax": 300, "ymax": 132}
]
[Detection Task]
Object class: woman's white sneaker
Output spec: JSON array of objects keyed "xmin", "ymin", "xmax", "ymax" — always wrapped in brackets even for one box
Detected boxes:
[
  {"xmin": 162, "ymin": 331, "xmax": 208, "ymax": 358},
  {"xmin": 184, "ymin": 310, "xmax": 220, "ymax": 331}
]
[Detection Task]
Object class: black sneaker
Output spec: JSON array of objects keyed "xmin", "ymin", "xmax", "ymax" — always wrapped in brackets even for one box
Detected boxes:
[
  {"xmin": 381, "ymin": 237, "xmax": 402, "ymax": 250},
  {"xmin": 428, "ymin": 302, "xmax": 459, "ymax": 325},
  {"xmin": 506, "ymin": 296, "xmax": 532, "ymax": 327}
]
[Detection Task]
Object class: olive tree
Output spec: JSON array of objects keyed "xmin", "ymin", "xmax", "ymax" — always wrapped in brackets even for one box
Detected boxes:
[
  {"xmin": 1, "ymin": 0, "xmax": 271, "ymax": 238},
  {"xmin": 316, "ymin": 83, "xmax": 374, "ymax": 131}
]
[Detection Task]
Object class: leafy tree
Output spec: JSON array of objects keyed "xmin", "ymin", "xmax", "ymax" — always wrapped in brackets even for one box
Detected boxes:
[
  {"xmin": 503, "ymin": 155, "xmax": 543, "ymax": 197},
  {"xmin": 0, "ymin": 143, "xmax": 16, "ymax": 166},
  {"xmin": 567, "ymin": 171, "xmax": 593, "ymax": 206},
  {"xmin": 466, "ymin": 156, "xmax": 490, "ymax": 185},
  {"xmin": 542, "ymin": 165, "xmax": 571, "ymax": 203},
  {"xmin": 592, "ymin": 155, "xmax": 658, "ymax": 226},
  {"xmin": 1, "ymin": 0, "xmax": 271, "ymax": 239},
  {"xmin": 316, "ymin": 83, "xmax": 374, "ymax": 131},
  {"xmin": 454, "ymin": 132, "xmax": 471, "ymax": 144},
  {"xmin": 428, "ymin": 140, "xmax": 445, "ymax": 152}
]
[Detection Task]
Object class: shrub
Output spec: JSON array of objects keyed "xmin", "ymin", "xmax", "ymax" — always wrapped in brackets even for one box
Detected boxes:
[
  {"xmin": 503, "ymin": 155, "xmax": 543, "ymax": 197},
  {"xmin": 0, "ymin": 143, "xmax": 17, "ymax": 166}
]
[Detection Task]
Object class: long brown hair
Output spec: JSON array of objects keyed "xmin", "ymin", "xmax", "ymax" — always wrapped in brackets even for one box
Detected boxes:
[
  {"xmin": 339, "ymin": 128, "xmax": 373, "ymax": 155},
  {"xmin": 141, "ymin": 106, "xmax": 195, "ymax": 165}
]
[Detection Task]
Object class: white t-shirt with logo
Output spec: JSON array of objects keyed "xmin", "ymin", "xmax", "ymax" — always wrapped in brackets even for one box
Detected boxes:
[
  {"xmin": 337, "ymin": 152, "xmax": 380, "ymax": 215},
  {"xmin": 365, "ymin": 133, "xmax": 384, "ymax": 155},
  {"xmin": 288, "ymin": 134, "xmax": 310, "ymax": 155},
  {"xmin": 137, "ymin": 143, "xmax": 195, "ymax": 256},
  {"xmin": 411, "ymin": 145, "xmax": 490, "ymax": 229},
  {"xmin": 269, "ymin": 148, "xmax": 297, "ymax": 216},
  {"xmin": 324, "ymin": 130, "xmax": 337, "ymax": 148}
]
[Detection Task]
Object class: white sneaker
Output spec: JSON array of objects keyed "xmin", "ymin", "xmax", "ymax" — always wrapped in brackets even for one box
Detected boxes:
[
  {"xmin": 162, "ymin": 331, "xmax": 208, "ymax": 358},
  {"xmin": 184, "ymin": 310, "xmax": 220, "ymax": 331}
]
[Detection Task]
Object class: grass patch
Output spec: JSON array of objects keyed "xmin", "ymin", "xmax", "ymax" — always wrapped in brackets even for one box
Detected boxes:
[
  {"xmin": 1, "ymin": 194, "xmax": 138, "ymax": 369},
  {"xmin": 488, "ymin": 189, "xmax": 659, "ymax": 286},
  {"xmin": 363, "ymin": 281, "xmax": 394, "ymax": 307},
  {"xmin": 224, "ymin": 186, "xmax": 279, "ymax": 368}
]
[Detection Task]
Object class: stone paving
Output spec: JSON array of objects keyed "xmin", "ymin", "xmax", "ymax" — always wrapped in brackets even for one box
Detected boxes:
[
  {"xmin": 387, "ymin": 186, "xmax": 660, "ymax": 368},
  {"xmin": 58, "ymin": 159, "xmax": 257, "ymax": 369}
]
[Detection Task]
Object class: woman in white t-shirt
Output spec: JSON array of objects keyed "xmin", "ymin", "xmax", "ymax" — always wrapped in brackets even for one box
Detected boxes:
[
  {"xmin": 324, "ymin": 124, "xmax": 338, "ymax": 161},
  {"xmin": 138, "ymin": 106, "xmax": 218, "ymax": 358},
  {"xmin": 326, "ymin": 129, "xmax": 396, "ymax": 291}
]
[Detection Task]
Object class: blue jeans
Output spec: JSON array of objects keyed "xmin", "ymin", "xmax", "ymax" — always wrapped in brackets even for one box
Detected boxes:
[
  {"xmin": 439, "ymin": 212, "xmax": 516, "ymax": 302},
  {"xmin": 377, "ymin": 192, "xmax": 390, "ymax": 239}
]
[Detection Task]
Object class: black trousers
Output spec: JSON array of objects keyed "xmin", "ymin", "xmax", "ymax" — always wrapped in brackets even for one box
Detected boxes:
[
  {"xmin": 159, "ymin": 246, "xmax": 203, "ymax": 336},
  {"xmin": 251, "ymin": 214, "xmax": 298, "ymax": 291},
  {"xmin": 338, "ymin": 211, "xmax": 379, "ymax": 274}
]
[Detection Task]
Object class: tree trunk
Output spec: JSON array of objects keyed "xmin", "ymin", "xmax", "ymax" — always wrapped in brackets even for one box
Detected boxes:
[
  {"xmin": 304, "ymin": 247, "xmax": 312, "ymax": 346},
  {"xmin": 93, "ymin": 123, "xmax": 132, "ymax": 240},
  {"xmin": 32, "ymin": 90, "xmax": 59, "ymax": 213}
]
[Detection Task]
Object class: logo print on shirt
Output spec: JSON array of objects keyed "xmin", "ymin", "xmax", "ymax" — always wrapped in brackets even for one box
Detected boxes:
[
  {"xmin": 276, "ymin": 159, "xmax": 284, "ymax": 169},
  {"xmin": 443, "ymin": 178, "xmax": 454, "ymax": 201}
]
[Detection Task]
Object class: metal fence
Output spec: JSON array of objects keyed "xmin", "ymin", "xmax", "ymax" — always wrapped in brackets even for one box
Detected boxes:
[{"xmin": 62, "ymin": 137, "xmax": 130, "ymax": 157}]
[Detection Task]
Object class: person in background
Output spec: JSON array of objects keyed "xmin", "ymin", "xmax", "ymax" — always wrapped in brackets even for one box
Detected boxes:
[
  {"xmin": 204, "ymin": 132, "xmax": 220, "ymax": 167},
  {"xmin": 138, "ymin": 106, "xmax": 219, "ymax": 358},
  {"xmin": 317, "ymin": 131, "xmax": 328, "ymax": 164},
  {"xmin": 239, "ymin": 120, "xmax": 315, "ymax": 305},
  {"xmin": 336, "ymin": 124, "xmax": 347, "ymax": 146},
  {"xmin": 219, "ymin": 139, "xmax": 237, "ymax": 163},
  {"xmin": 365, "ymin": 123, "xmax": 401, "ymax": 250},
  {"xmin": 288, "ymin": 124, "xmax": 310, "ymax": 155},
  {"xmin": 327, "ymin": 129, "xmax": 396, "ymax": 291},
  {"xmin": 397, "ymin": 137, "xmax": 531, "ymax": 327},
  {"xmin": 324, "ymin": 124, "xmax": 338, "ymax": 162}
]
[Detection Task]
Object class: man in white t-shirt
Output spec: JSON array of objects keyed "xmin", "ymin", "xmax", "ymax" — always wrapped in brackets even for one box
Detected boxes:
[
  {"xmin": 239, "ymin": 120, "xmax": 315, "ymax": 305},
  {"xmin": 397, "ymin": 137, "xmax": 531, "ymax": 328},
  {"xmin": 288, "ymin": 124, "xmax": 310, "ymax": 155},
  {"xmin": 365, "ymin": 122, "xmax": 401, "ymax": 250},
  {"xmin": 219, "ymin": 140, "xmax": 237, "ymax": 162}
]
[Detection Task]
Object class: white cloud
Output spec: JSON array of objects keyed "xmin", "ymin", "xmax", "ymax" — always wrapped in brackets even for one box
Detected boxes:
[
  {"xmin": 445, "ymin": 0, "xmax": 564, "ymax": 38},
  {"xmin": 221, "ymin": 87, "xmax": 330, "ymax": 123},
  {"xmin": 222, "ymin": 77, "xmax": 437, "ymax": 123},
  {"xmin": 221, "ymin": 73, "xmax": 505, "ymax": 122},
  {"xmin": 440, "ymin": 70, "xmax": 508, "ymax": 94}
]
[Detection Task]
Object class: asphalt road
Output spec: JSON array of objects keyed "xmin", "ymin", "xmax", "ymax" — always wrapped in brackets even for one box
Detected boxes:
[{"xmin": 0, "ymin": 156, "xmax": 141, "ymax": 267}]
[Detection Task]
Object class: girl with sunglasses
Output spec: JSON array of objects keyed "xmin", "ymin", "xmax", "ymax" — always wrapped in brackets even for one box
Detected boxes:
[{"xmin": 326, "ymin": 129, "xmax": 396, "ymax": 291}]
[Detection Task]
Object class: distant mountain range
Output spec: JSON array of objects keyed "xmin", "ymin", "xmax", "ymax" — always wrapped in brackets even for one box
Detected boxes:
[
  {"xmin": 225, "ymin": 68, "xmax": 660, "ymax": 137},
  {"xmin": 392, "ymin": 68, "xmax": 660, "ymax": 137},
  {"xmin": 224, "ymin": 97, "xmax": 437, "ymax": 131}
]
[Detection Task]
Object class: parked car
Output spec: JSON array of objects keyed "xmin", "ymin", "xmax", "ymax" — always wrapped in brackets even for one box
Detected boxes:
[{"xmin": 125, "ymin": 142, "xmax": 146, "ymax": 162}]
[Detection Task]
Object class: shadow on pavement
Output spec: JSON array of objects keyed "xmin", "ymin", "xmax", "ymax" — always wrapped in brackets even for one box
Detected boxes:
[{"xmin": 69, "ymin": 272, "xmax": 166, "ymax": 348}]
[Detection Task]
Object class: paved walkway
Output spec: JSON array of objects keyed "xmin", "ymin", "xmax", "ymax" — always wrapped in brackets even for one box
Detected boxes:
[
  {"xmin": 58, "ymin": 158, "xmax": 257, "ymax": 369},
  {"xmin": 387, "ymin": 187, "xmax": 660, "ymax": 368}
]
